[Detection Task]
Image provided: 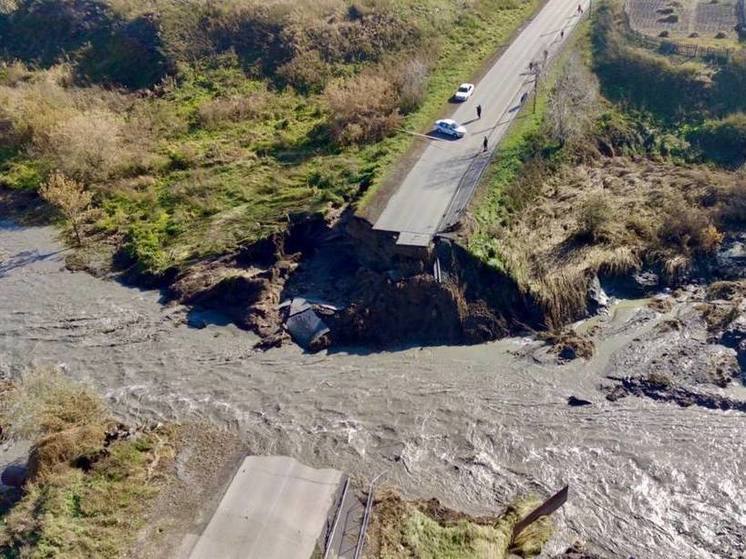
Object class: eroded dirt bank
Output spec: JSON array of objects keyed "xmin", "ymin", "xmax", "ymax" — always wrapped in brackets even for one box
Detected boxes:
[
  {"xmin": 1, "ymin": 222, "xmax": 744, "ymax": 558},
  {"xmin": 81, "ymin": 206, "xmax": 545, "ymax": 350}
]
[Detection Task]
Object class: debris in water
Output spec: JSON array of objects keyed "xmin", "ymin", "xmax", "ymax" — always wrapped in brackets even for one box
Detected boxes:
[
  {"xmin": 281, "ymin": 297, "xmax": 331, "ymax": 350},
  {"xmin": 567, "ymin": 396, "xmax": 592, "ymax": 407}
]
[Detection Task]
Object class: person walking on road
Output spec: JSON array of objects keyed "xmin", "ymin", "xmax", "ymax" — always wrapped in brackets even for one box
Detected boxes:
[
  {"xmin": 560, "ymin": 29, "xmax": 564, "ymax": 39},
  {"xmin": 483, "ymin": 137, "xmax": 488, "ymax": 152},
  {"xmin": 577, "ymin": 4, "xmax": 583, "ymax": 13},
  {"xmin": 476, "ymin": 104, "xmax": 482, "ymax": 119}
]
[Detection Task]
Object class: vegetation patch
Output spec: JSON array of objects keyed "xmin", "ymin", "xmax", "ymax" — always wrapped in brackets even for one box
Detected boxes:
[
  {"xmin": 364, "ymin": 491, "xmax": 553, "ymax": 559},
  {"xmin": 688, "ymin": 112, "xmax": 746, "ymax": 166},
  {"xmin": 0, "ymin": 369, "xmax": 176, "ymax": 558},
  {"xmin": 0, "ymin": 0, "xmax": 541, "ymax": 277}
]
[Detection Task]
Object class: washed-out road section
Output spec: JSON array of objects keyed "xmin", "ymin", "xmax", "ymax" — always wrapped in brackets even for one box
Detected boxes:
[
  {"xmin": 373, "ymin": 0, "xmax": 589, "ymax": 246},
  {"xmin": 1, "ymin": 223, "xmax": 745, "ymax": 558},
  {"xmin": 187, "ymin": 456, "xmax": 343, "ymax": 559}
]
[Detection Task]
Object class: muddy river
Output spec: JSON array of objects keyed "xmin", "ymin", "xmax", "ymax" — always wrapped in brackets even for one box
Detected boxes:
[{"xmin": 0, "ymin": 222, "xmax": 744, "ymax": 558}]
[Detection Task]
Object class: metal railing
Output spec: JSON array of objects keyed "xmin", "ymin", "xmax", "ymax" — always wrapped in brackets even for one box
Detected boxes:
[
  {"xmin": 322, "ymin": 476, "xmax": 350, "ymax": 559},
  {"xmin": 352, "ymin": 472, "xmax": 385, "ymax": 559}
]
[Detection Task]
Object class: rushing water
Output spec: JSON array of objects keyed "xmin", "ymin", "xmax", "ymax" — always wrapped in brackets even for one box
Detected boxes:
[{"xmin": 0, "ymin": 222, "xmax": 744, "ymax": 558}]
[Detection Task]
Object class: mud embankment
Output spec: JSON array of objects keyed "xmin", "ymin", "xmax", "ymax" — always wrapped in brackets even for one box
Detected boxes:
[
  {"xmin": 20, "ymin": 177, "xmax": 746, "ymax": 359},
  {"xmin": 88, "ymin": 210, "xmax": 546, "ymax": 350},
  {"xmin": 323, "ymin": 216, "xmax": 543, "ymax": 346}
]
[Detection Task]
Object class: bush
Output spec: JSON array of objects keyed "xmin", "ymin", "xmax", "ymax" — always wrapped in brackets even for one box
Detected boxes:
[
  {"xmin": 718, "ymin": 176, "xmax": 746, "ymax": 224},
  {"xmin": 688, "ymin": 113, "xmax": 746, "ymax": 166},
  {"xmin": 391, "ymin": 56, "xmax": 430, "ymax": 114},
  {"xmin": 576, "ymin": 194, "xmax": 612, "ymax": 243},
  {"xmin": 39, "ymin": 171, "xmax": 95, "ymax": 245},
  {"xmin": 657, "ymin": 198, "xmax": 722, "ymax": 255},
  {"xmin": 712, "ymin": 53, "xmax": 746, "ymax": 113},
  {"xmin": 324, "ymin": 73, "xmax": 402, "ymax": 145},
  {"xmin": 76, "ymin": 14, "xmax": 172, "ymax": 89},
  {"xmin": 275, "ymin": 50, "xmax": 331, "ymax": 94},
  {"xmin": 45, "ymin": 109, "xmax": 124, "ymax": 181},
  {"xmin": 197, "ymin": 92, "xmax": 268, "ymax": 129},
  {"xmin": 0, "ymin": 0, "xmax": 115, "ymax": 66},
  {"xmin": 548, "ymin": 53, "xmax": 599, "ymax": 147}
]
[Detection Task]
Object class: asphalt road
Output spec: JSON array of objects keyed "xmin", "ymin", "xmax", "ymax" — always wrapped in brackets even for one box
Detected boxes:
[
  {"xmin": 373, "ymin": 0, "xmax": 590, "ymax": 246},
  {"xmin": 187, "ymin": 456, "xmax": 344, "ymax": 559}
]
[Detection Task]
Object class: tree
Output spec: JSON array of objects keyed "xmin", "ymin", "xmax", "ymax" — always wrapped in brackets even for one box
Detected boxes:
[
  {"xmin": 39, "ymin": 172, "xmax": 94, "ymax": 245},
  {"xmin": 548, "ymin": 54, "xmax": 598, "ymax": 147}
]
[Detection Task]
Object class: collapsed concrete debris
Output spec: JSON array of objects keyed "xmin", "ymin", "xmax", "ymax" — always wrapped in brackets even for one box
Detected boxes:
[{"xmin": 279, "ymin": 297, "xmax": 338, "ymax": 351}]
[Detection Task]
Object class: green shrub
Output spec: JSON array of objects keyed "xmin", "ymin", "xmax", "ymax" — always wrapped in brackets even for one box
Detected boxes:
[
  {"xmin": 124, "ymin": 213, "xmax": 171, "ymax": 273},
  {"xmin": 576, "ymin": 194, "xmax": 612, "ymax": 243},
  {"xmin": 688, "ymin": 113, "xmax": 746, "ymax": 166},
  {"xmin": 76, "ymin": 14, "xmax": 172, "ymax": 89},
  {"xmin": 712, "ymin": 52, "xmax": 746, "ymax": 114}
]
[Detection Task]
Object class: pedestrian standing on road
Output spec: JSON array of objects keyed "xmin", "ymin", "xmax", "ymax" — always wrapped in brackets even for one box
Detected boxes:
[
  {"xmin": 578, "ymin": 4, "xmax": 583, "ymax": 13},
  {"xmin": 560, "ymin": 29, "xmax": 564, "ymax": 39},
  {"xmin": 476, "ymin": 104, "xmax": 482, "ymax": 119},
  {"xmin": 483, "ymin": 137, "xmax": 488, "ymax": 152}
]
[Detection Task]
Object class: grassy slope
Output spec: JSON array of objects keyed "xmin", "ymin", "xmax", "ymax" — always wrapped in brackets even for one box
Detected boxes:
[
  {"xmin": 366, "ymin": 495, "xmax": 553, "ymax": 559},
  {"xmin": 0, "ymin": 0, "xmax": 541, "ymax": 275},
  {"xmin": 466, "ymin": 21, "xmax": 589, "ymax": 270},
  {"xmin": 1, "ymin": 435, "xmax": 167, "ymax": 558},
  {"xmin": 0, "ymin": 370, "xmax": 175, "ymax": 558}
]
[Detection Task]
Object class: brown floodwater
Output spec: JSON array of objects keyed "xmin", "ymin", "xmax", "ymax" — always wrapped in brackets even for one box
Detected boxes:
[{"xmin": 0, "ymin": 222, "xmax": 744, "ymax": 558}]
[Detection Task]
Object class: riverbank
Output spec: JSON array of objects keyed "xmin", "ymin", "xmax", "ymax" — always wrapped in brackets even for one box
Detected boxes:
[{"xmin": 1, "ymin": 221, "xmax": 744, "ymax": 557}]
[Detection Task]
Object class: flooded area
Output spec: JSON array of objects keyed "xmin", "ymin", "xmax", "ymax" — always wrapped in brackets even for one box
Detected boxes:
[{"xmin": 0, "ymin": 222, "xmax": 744, "ymax": 558}]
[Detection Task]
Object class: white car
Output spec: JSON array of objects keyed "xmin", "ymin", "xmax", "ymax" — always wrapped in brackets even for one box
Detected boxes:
[
  {"xmin": 453, "ymin": 83, "xmax": 475, "ymax": 102},
  {"xmin": 434, "ymin": 119, "xmax": 467, "ymax": 138}
]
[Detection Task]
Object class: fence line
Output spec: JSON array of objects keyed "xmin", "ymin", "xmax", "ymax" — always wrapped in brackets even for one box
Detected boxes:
[{"xmin": 621, "ymin": 0, "xmax": 735, "ymax": 63}]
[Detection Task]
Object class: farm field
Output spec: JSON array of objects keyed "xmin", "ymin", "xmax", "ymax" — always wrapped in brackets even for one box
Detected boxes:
[{"xmin": 625, "ymin": 0, "xmax": 742, "ymax": 43}]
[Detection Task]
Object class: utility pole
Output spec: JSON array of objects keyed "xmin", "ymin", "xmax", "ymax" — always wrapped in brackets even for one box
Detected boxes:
[{"xmin": 532, "ymin": 64, "xmax": 541, "ymax": 114}]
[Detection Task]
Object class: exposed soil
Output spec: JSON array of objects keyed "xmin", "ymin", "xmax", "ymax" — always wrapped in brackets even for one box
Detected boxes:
[
  {"xmin": 605, "ymin": 375, "xmax": 746, "ymax": 411},
  {"xmin": 601, "ymin": 282, "xmax": 746, "ymax": 410},
  {"xmin": 59, "ymin": 201, "xmax": 543, "ymax": 351},
  {"xmin": 129, "ymin": 423, "xmax": 248, "ymax": 559}
]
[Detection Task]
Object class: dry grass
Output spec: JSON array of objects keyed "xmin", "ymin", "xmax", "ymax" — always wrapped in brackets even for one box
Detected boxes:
[
  {"xmin": 0, "ymin": 369, "xmax": 176, "ymax": 558},
  {"xmin": 490, "ymin": 158, "xmax": 737, "ymax": 325},
  {"xmin": 1, "ymin": 368, "xmax": 107, "ymax": 440},
  {"xmin": 539, "ymin": 329, "xmax": 595, "ymax": 360}
]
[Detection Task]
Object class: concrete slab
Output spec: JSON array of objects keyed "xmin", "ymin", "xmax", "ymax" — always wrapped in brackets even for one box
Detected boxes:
[
  {"xmin": 395, "ymin": 231, "xmax": 433, "ymax": 247},
  {"xmin": 188, "ymin": 456, "xmax": 345, "ymax": 559}
]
